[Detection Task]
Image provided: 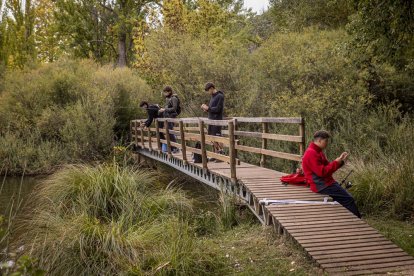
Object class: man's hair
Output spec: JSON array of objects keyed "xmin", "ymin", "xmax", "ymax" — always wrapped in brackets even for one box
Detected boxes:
[
  {"xmin": 313, "ymin": 130, "xmax": 331, "ymax": 140},
  {"xmin": 139, "ymin": 101, "xmax": 149, "ymax": 107},
  {"xmin": 204, "ymin": 82, "xmax": 215, "ymax": 91},
  {"xmin": 163, "ymin": 86, "xmax": 173, "ymax": 93}
]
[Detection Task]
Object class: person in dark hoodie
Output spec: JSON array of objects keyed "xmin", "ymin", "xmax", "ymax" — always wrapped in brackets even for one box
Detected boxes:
[
  {"xmin": 159, "ymin": 86, "xmax": 180, "ymax": 153},
  {"xmin": 139, "ymin": 101, "xmax": 161, "ymax": 129},
  {"xmin": 201, "ymin": 82, "xmax": 225, "ymax": 160},
  {"xmin": 139, "ymin": 101, "xmax": 166, "ymax": 140}
]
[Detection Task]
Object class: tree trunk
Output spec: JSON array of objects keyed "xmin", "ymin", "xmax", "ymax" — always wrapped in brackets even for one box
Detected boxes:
[{"xmin": 117, "ymin": 31, "xmax": 127, "ymax": 67}]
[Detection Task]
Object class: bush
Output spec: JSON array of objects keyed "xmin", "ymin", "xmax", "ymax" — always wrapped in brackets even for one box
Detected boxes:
[{"xmin": 0, "ymin": 60, "xmax": 152, "ymax": 174}]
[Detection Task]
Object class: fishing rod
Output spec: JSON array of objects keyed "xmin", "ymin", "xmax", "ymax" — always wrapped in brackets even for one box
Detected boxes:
[{"xmin": 340, "ymin": 169, "xmax": 354, "ymax": 189}]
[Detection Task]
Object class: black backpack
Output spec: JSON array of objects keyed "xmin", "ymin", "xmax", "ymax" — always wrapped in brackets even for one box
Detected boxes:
[{"xmin": 172, "ymin": 95, "xmax": 181, "ymax": 115}]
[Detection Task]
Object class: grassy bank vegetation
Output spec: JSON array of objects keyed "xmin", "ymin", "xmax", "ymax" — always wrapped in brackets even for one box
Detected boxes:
[
  {"xmin": 5, "ymin": 163, "xmax": 321, "ymax": 275},
  {"xmin": 15, "ymin": 164, "xmax": 219, "ymax": 275}
]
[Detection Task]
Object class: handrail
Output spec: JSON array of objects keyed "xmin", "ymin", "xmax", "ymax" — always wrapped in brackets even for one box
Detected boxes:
[{"xmin": 131, "ymin": 117, "xmax": 306, "ymax": 182}]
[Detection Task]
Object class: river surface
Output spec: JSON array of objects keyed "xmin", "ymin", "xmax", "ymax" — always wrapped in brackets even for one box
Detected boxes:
[{"xmin": 0, "ymin": 177, "xmax": 40, "ymax": 217}]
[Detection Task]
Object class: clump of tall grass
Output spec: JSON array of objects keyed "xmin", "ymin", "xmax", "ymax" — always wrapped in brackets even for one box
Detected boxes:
[
  {"xmin": 347, "ymin": 116, "xmax": 414, "ymax": 219},
  {"xmin": 16, "ymin": 164, "xmax": 223, "ymax": 275},
  {"xmin": 218, "ymin": 189, "xmax": 238, "ymax": 230}
]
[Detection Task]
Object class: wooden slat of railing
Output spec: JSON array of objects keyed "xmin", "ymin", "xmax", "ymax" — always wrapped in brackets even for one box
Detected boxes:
[
  {"xmin": 232, "ymin": 117, "xmax": 303, "ymax": 124},
  {"xmin": 236, "ymin": 144, "xmax": 302, "ymax": 162},
  {"xmin": 234, "ymin": 131, "xmax": 303, "ymax": 143}
]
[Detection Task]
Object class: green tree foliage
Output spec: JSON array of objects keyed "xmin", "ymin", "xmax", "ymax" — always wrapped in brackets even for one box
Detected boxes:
[
  {"xmin": 55, "ymin": 0, "xmax": 157, "ymax": 67},
  {"xmin": 269, "ymin": 0, "xmax": 354, "ymax": 31},
  {"xmin": 346, "ymin": 0, "xmax": 414, "ymax": 110},
  {"xmin": 0, "ymin": 0, "xmax": 37, "ymax": 68}
]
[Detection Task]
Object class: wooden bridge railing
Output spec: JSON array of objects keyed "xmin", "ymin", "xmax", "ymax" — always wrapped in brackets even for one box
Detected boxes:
[{"xmin": 131, "ymin": 117, "xmax": 305, "ymax": 183}]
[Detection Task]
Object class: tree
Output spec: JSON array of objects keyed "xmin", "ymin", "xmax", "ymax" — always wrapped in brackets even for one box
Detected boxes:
[
  {"xmin": 1, "ymin": 0, "xmax": 37, "ymax": 68},
  {"xmin": 346, "ymin": 0, "xmax": 414, "ymax": 110},
  {"xmin": 269, "ymin": 0, "xmax": 353, "ymax": 31},
  {"xmin": 55, "ymin": 0, "xmax": 156, "ymax": 67},
  {"xmin": 35, "ymin": 0, "xmax": 63, "ymax": 62}
]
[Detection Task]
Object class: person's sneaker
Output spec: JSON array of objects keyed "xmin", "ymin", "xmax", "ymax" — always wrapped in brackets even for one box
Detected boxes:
[
  {"xmin": 172, "ymin": 148, "xmax": 180, "ymax": 154},
  {"xmin": 208, "ymin": 157, "xmax": 216, "ymax": 162}
]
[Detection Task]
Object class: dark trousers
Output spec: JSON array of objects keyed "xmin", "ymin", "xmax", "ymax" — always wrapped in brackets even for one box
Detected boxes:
[{"xmin": 318, "ymin": 182, "xmax": 361, "ymax": 218}]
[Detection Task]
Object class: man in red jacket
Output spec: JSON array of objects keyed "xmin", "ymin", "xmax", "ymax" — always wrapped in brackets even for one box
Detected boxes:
[{"xmin": 302, "ymin": 130, "xmax": 361, "ymax": 218}]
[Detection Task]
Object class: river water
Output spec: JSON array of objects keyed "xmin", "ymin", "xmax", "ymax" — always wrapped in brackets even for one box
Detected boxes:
[{"xmin": 0, "ymin": 177, "xmax": 40, "ymax": 217}]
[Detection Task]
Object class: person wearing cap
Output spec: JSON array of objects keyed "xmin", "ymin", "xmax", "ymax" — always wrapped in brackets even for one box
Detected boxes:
[
  {"xmin": 302, "ymin": 130, "xmax": 361, "ymax": 218},
  {"xmin": 159, "ymin": 86, "xmax": 180, "ymax": 153},
  {"xmin": 201, "ymin": 82, "xmax": 225, "ymax": 160}
]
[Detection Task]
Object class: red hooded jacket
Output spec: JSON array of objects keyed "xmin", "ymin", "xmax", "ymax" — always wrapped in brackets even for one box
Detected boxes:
[{"xmin": 302, "ymin": 142, "xmax": 343, "ymax": 192}]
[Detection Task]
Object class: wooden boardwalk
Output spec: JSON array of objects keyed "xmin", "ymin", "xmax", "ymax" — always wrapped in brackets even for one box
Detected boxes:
[{"xmin": 132, "ymin": 117, "xmax": 414, "ymax": 275}]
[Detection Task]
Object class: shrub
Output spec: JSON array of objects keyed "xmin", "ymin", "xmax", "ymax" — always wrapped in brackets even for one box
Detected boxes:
[
  {"xmin": 17, "ymin": 164, "xmax": 223, "ymax": 275},
  {"xmin": 0, "ymin": 60, "xmax": 153, "ymax": 174}
]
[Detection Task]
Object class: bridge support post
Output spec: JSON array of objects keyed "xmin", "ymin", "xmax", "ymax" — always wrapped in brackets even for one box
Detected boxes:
[
  {"xmin": 165, "ymin": 119, "xmax": 172, "ymax": 158},
  {"xmin": 299, "ymin": 118, "xmax": 305, "ymax": 156},
  {"xmin": 133, "ymin": 120, "xmax": 138, "ymax": 148},
  {"xmin": 260, "ymin": 122, "xmax": 268, "ymax": 167},
  {"xmin": 155, "ymin": 119, "xmax": 161, "ymax": 153},
  {"xmin": 199, "ymin": 120, "xmax": 208, "ymax": 172},
  {"xmin": 228, "ymin": 120, "xmax": 237, "ymax": 184},
  {"xmin": 140, "ymin": 123, "xmax": 145, "ymax": 149},
  {"xmin": 148, "ymin": 128, "xmax": 152, "ymax": 151},
  {"xmin": 179, "ymin": 120, "xmax": 188, "ymax": 165}
]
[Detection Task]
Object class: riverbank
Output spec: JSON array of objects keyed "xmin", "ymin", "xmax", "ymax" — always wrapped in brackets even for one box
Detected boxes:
[{"xmin": 1, "ymin": 164, "xmax": 413, "ymax": 275}]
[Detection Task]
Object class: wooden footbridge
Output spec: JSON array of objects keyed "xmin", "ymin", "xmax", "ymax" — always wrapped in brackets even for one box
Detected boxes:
[{"xmin": 131, "ymin": 117, "xmax": 414, "ymax": 275}]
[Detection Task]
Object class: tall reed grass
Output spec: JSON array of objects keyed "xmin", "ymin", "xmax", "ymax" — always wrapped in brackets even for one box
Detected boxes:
[{"xmin": 16, "ymin": 164, "xmax": 224, "ymax": 275}]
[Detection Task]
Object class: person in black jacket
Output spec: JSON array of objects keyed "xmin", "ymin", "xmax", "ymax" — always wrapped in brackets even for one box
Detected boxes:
[
  {"xmin": 139, "ymin": 101, "xmax": 165, "ymax": 139},
  {"xmin": 159, "ymin": 86, "xmax": 180, "ymax": 153},
  {"xmin": 201, "ymin": 82, "xmax": 224, "ymax": 160},
  {"xmin": 139, "ymin": 101, "xmax": 160, "ymax": 128}
]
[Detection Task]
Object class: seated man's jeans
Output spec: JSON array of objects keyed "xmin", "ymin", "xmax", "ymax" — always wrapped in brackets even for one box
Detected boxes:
[{"xmin": 318, "ymin": 182, "xmax": 361, "ymax": 218}]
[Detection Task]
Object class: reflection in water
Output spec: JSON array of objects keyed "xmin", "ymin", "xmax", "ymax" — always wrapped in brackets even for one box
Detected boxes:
[{"xmin": 0, "ymin": 177, "xmax": 40, "ymax": 216}]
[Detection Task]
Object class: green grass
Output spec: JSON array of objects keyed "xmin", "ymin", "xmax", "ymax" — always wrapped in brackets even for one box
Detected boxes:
[
  {"xmin": 15, "ymin": 163, "xmax": 224, "ymax": 275},
  {"xmin": 365, "ymin": 216, "xmax": 414, "ymax": 257},
  {"xmin": 204, "ymin": 224, "xmax": 319, "ymax": 275}
]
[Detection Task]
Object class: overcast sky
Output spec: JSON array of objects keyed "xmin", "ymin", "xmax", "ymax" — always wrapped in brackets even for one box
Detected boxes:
[{"xmin": 244, "ymin": 0, "xmax": 270, "ymax": 13}]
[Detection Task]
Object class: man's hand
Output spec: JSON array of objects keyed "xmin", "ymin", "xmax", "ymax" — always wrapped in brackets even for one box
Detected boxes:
[
  {"xmin": 335, "ymin": 152, "xmax": 349, "ymax": 163},
  {"xmin": 201, "ymin": 104, "xmax": 209, "ymax": 112},
  {"xmin": 159, "ymin": 108, "xmax": 165, "ymax": 113}
]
